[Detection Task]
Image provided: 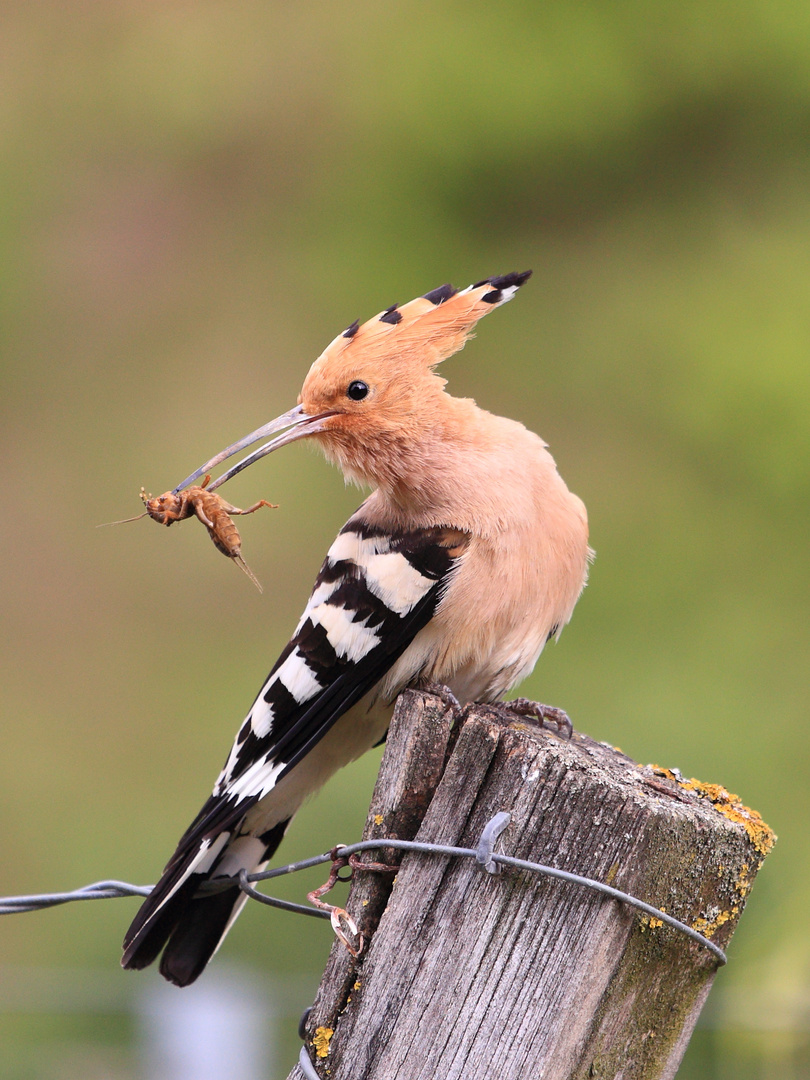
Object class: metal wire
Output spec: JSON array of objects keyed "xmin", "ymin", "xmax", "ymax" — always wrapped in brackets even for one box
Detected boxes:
[
  {"xmin": 237, "ymin": 870, "xmax": 330, "ymax": 920},
  {"xmin": 0, "ymin": 815, "xmax": 729, "ymax": 1080},
  {"xmin": 298, "ymin": 1044, "xmax": 322, "ymax": 1080},
  {"xmin": 0, "ymin": 814, "xmax": 727, "ymax": 965},
  {"xmin": 278, "ymin": 835, "xmax": 727, "ymax": 965},
  {"xmin": 0, "ymin": 880, "xmax": 151, "ymax": 914}
]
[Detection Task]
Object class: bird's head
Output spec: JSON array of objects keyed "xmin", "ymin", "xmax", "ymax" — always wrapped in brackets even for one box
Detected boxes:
[{"xmin": 172, "ymin": 272, "xmax": 532, "ymax": 495}]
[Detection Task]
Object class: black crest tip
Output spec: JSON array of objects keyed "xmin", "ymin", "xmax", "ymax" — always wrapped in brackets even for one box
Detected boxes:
[
  {"xmin": 343, "ymin": 320, "xmax": 360, "ymax": 339},
  {"xmin": 476, "ymin": 270, "xmax": 533, "ymax": 304},
  {"xmin": 380, "ymin": 305, "xmax": 403, "ymax": 325},
  {"xmin": 474, "ymin": 270, "xmax": 533, "ymax": 291},
  {"xmin": 423, "ymin": 283, "xmax": 458, "ymax": 306}
]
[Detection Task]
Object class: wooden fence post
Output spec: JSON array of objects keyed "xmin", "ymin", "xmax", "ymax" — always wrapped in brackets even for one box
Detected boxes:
[{"xmin": 289, "ymin": 691, "xmax": 775, "ymax": 1080}]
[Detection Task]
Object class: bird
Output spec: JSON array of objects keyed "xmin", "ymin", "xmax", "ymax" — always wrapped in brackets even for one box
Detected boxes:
[{"xmin": 121, "ymin": 271, "xmax": 592, "ymax": 986}]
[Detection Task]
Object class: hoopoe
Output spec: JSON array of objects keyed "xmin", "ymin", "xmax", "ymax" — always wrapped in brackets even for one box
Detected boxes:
[{"xmin": 122, "ymin": 272, "xmax": 591, "ymax": 986}]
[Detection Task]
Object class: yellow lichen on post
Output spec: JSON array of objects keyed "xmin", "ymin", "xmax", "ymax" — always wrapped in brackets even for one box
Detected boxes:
[
  {"xmin": 734, "ymin": 862, "xmax": 752, "ymax": 897},
  {"xmin": 691, "ymin": 907, "xmax": 737, "ymax": 939},
  {"xmin": 648, "ymin": 767, "xmax": 776, "ymax": 857},
  {"xmin": 313, "ymin": 1027, "xmax": 334, "ymax": 1059},
  {"xmin": 640, "ymin": 914, "xmax": 664, "ymax": 931}
]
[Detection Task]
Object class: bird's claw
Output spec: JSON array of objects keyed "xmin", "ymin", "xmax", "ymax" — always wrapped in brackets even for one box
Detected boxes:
[
  {"xmin": 495, "ymin": 697, "xmax": 574, "ymax": 740},
  {"xmin": 418, "ymin": 681, "xmax": 464, "ymax": 720}
]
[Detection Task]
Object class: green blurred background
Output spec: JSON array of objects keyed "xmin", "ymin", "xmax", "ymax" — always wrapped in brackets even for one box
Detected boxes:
[{"xmin": 1, "ymin": 3, "xmax": 808, "ymax": 1077}]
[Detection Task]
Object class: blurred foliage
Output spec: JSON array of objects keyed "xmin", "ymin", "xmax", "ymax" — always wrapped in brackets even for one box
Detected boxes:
[{"xmin": 1, "ymin": 2, "xmax": 809, "ymax": 1076}]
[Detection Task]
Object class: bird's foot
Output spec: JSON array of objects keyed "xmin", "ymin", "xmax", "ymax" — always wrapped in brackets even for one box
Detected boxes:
[
  {"xmin": 495, "ymin": 697, "xmax": 574, "ymax": 740},
  {"xmin": 418, "ymin": 681, "xmax": 465, "ymax": 720}
]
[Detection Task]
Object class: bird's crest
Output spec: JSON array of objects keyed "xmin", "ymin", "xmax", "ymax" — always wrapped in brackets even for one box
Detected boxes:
[{"xmin": 314, "ymin": 271, "xmax": 532, "ymax": 373}]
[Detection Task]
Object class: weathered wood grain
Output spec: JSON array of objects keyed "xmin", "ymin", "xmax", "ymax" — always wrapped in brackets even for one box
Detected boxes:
[
  {"xmin": 290, "ymin": 695, "xmax": 774, "ymax": 1080},
  {"xmin": 305, "ymin": 688, "xmax": 456, "ymax": 1027}
]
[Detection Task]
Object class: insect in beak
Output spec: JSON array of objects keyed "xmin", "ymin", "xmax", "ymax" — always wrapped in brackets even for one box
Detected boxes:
[{"xmin": 173, "ymin": 404, "xmax": 337, "ymax": 494}]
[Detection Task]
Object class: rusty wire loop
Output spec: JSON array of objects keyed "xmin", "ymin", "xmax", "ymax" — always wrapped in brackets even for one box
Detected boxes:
[
  {"xmin": 304, "ymin": 850, "xmax": 363, "ymax": 957},
  {"xmin": 0, "ymin": 812, "xmax": 727, "ymax": 967}
]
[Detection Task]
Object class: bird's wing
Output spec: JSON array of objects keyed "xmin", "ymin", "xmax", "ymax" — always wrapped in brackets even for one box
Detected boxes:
[
  {"xmin": 165, "ymin": 515, "xmax": 469, "ymax": 871},
  {"xmin": 123, "ymin": 516, "xmax": 469, "ymax": 966}
]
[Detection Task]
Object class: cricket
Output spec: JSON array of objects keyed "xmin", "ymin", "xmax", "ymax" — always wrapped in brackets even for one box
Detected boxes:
[{"xmin": 101, "ymin": 475, "xmax": 277, "ymax": 591}]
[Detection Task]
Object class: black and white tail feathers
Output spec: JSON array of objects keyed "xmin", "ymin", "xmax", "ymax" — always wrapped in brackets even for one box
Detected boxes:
[
  {"xmin": 122, "ymin": 514, "xmax": 468, "ymax": 985},
  {"xmin": 123, "ymin": 817, "xmax": 290, "ymax": 986}
]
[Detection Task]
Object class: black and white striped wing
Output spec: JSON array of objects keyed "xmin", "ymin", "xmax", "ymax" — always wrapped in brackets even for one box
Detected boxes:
[
  {"xmin": 145, "ymin": 517, "xmax": 467, "ymax": 877},
  {"xmin": 123, "ymin": 517, "xmax": 467, "ymax": 972},
  {"xmin": 220, "ymin": 518, "xmax": 466, "ymax": 790}
]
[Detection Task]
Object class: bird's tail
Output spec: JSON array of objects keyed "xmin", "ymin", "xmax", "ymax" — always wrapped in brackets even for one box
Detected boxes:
[{"xmin": 122, "ymin": 818, "xmax": 290, "ymax": 987}]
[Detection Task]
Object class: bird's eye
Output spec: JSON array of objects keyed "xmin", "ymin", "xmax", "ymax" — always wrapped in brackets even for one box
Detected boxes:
[{"xmin": 347, "ymin": 380, "xmax": 369, "ymax": 401}]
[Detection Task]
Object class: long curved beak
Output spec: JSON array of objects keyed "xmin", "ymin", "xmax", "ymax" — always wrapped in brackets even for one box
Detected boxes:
[{"xmin": 173, "ymin": 404, "xmax": 336, "ymax": 494}]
